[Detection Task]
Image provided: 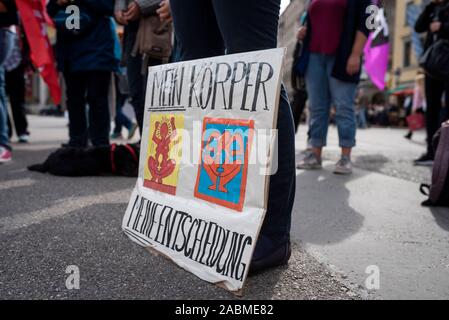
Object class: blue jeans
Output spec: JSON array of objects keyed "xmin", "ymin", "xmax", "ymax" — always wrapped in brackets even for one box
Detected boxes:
[
  {"xmin": 113, "ymin": 73, "xmax": 132, "ymax": 134},
  {"xmin": 306, "ymin": 53, "xmax": 357, "ymax": 148},
  {"xmin": 170, "ymin": 0, "xmax": 296, "ymax": 252},
  {"xmin": 0, "ymin": 29, "xmax": 14, "ymax": 66},
  {"xmin": 0, "ymin": 67, "xmax": 10, "ymax": 150}
]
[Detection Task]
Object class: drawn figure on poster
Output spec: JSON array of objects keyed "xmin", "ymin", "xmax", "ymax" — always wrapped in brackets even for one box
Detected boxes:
[
  {"xmin": 195, "ymin": 118, "xmax": 254, "ymax": 212},
  {"xmin": 148, "ymin": 117, "xmax": 177, "ymax": 183},
  {"xmin": 144, "ymin": 114, "xmax": 183, "ymax": 195}
]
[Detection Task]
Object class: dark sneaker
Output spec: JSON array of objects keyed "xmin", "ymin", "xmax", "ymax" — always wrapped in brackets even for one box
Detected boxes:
[
  {"xmin": 404, "ymin": 132, "xmax": 413, "ymax": 140},
  {"xmin": 414, "ymin": 153, "xmax": 434, "ymax": 166},
  {"xmin": 111, "ymin": 132, "xmax": 123, "ymax": 140},
  {"xmin": 249, "ymin": 240, "xmax": 291, "ymax": 276},
  {"xmin": 421, "ymin": 199, "xmax": 434, "ymax": 207}
]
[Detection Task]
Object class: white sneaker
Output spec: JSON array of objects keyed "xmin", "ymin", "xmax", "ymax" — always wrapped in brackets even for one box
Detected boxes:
[
  {"xmin": 18, "ymin": 134, "xmax": 29, "ymax": 143},
  {"xmin": 334, "ymin": 156, "xmax": 352, "ymax": 175},
  {"xmin": 0, "ymin": 146, "xmax": 12, "ymax": 163},
  {"xmin": 297, "ymin": 152, "xmax": 322, "ymax": 170}
]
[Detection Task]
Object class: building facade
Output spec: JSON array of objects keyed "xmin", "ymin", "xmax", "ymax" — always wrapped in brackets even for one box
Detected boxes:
[
  {"xmin": 278, "ymin": 0, "xmax": 307, "ymax": 97},
  {"xmin": 391, "ymin": 0, "xmax": 429, "ymax": 88}
]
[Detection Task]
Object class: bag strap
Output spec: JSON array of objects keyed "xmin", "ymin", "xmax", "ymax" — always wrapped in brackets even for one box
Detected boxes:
[
  {"xmin": 420, "ymin": 184, "xmax": 430, "ymax": 196},
  {"xmin": 430, "ymin": 126, "xmax": 449, "ymax": 203}
]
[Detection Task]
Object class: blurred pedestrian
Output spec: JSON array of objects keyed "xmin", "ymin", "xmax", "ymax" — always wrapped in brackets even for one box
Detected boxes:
[
  {"xmin": 414, "ymin": 0, "xmax": 449, "ymax": 166},
  {"xmin": 170, "ymin": 0, "xmax": 296, "ymax": 273},
  {"xmin": 47, "ymin": 0, "xmax": 120, "ymax": 148},
  {"xmin": 405, "ymin": 72, "xmax": 426, "ymax": 140},
  {"xmin": 114, "ymin": 0, "xmax": 170, "ymax": 135},
  {"xmin": 296, "ymin": 0, "xmax": 371, "ymax": 175},
  {"xmin": 0, "ymin": 0, "xmax": 18, "ymax": 163},
  {"xmin": 355, "ymin": 89, "xmax": 369, "ymax": 129},
  {"xmin": 111, "ymin": 69, "xmax": 138, "ymax": 140},
  {"xmin": 5, "ymin": 27, "xmax": 30, "ymax": 143},
  {"xmin": 291, "ymin": 12, "xmax": 309, "ymax": 133}
]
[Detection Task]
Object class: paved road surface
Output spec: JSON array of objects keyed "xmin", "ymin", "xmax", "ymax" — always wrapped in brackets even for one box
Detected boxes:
[
  {"xmin": 294, "ymin": 125, "xmax": 449, "ymax": 299},
  {"xmin": 1, "ymin": 116, "xmax": 448, "ymax": 299},
  {"xmin": 0, "ymin": 116, "xmax": 354, "ymax": 300}
]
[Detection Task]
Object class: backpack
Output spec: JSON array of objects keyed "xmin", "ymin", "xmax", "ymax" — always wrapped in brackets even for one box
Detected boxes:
[
  {"xmin": 133, "ymin": 15, "xmax": 172, "ymax": 61},
  {"xmin": 420, "ymin": 125, "xmax": 449, "ymax": 207}
]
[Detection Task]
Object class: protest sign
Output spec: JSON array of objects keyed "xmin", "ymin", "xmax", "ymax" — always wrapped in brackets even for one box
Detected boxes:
[{"xmin": 122, "ymin": 48, "xmax": 285, "ymax": 293}]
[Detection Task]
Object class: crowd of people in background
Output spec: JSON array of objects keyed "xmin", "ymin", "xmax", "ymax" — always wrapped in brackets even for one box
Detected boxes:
[
  {"xmin": 290, "ymin": 0, "xmax": 449, "ymax": 169},
  {"xmin": 295, "ymin": 0, "xmax": 370, "ymax": 175}
]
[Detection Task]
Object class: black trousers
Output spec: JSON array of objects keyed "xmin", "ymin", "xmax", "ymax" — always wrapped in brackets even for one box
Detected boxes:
[
  {"xmin": 5, "ymin": 63, "xmax": 28, "ymax": 137},
  {"xmin": 63, "ymin": 70, "xmax": 111, "ymax": 147},
  {"xmin": 170, "ymin": 0, "xmax": 296, "ymax": 253},
  {"xmin": 425, "ymin": 75, "xmax": 449, "ymax": 156},
  {"xmin": 123, "ymin": 21, "xmax": 162, "ymax": 135}
]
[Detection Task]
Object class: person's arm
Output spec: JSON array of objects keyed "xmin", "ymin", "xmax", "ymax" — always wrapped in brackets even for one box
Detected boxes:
[
  {"xmin": 415, "ymin": 2, "xmax": 435, "ymax": 33},
  {"xmin": 114, "ymin": 0, "xmax": 128, "ymax": 25},
  {"xmin": 346, "ymin": 0, "xmax": 370, "ymax": 76},
  {"xmin": 157, "ymin": 0, "xmax": 171, "ymax": 22},
  {"xmin": 0, "ymin": 1, "xmax": 8, "ymax": 12},
  {"xmin": 346, "ymin": 31, "xmax": 368, "ymax": 76}
]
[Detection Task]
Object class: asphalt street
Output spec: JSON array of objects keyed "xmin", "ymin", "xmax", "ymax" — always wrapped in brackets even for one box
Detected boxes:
[
  {"xmin": 0, "ymin": 116, "xmax": 355, "ymax": 300},
  {"xmin": 294, "ymin": 125, "xmax": 449, "ymax": 300},
  {"xmin": 1, "ymin": 116, "xmax": 448, "ymax": 299}
]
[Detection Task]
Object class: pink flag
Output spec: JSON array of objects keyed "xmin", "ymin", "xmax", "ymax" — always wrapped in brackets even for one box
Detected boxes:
[{"xmin": 364, "ymin": 5, "xmax": 390, "ymax": 91}]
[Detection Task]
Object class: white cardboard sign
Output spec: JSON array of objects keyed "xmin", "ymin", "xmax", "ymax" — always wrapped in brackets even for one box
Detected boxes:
[{"xmin": 122, "ymin": 48, "xmax": 285, "ymax": 293}]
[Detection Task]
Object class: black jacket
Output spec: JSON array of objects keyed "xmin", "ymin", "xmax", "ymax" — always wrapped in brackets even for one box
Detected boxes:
[
  {"xmin": 47, "ymin": 0, "xmax": 120, "ymax": 73},
  {"xmin": 415, "ymin": 2, "xmax": 449, "ymax": 51},
  {"xmin": 0, "ymin": 0, "xmax": 18, "ymax": 28},
  {"xmin": 303, "ymin": 0, "xmax": 371, "ymax": 83}
]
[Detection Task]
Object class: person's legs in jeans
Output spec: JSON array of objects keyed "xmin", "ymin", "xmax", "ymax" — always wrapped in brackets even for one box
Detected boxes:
[
  {"xmin": 86, "ymin": 71, "xmax": 111, "ymax": 147},
  {"xmin": 124, "ymin": 23, "xmax": 162, "ymax": 137},
  {"xmin": 305, "ymin": 53, "xmax": 332, "ymax": 155},
  {"xmin": 424, "ymin": 75, "xmax": 444, "ymax": 158},
  {"xmin": 64, "ymin": 71, "xmax": 89, "ymax": 147},
  {"xmin": 329, "ymin": 77, "xmax": 357, "ymax": 150},
  {"xmin": 113, "ymin": 74, "xmax": 132, "ymax": 135},
  {"xmin": 113, "ymin": 97, "xmax": 132, "ymax": 135},
  {"xmin": 5, "ymin": 63, "xmax": 28, "ymax": 137},
  {"xmin": 0, "ymin": 67, "xmax": 11, "ymax": 152},
  {"xmin": 124, "ymin": 22, "xmax": 145, "ymax": 134}
]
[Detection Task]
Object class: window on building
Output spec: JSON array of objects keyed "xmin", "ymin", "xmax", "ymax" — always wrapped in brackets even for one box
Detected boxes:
[
  {"xmin": 403, "ymin": 39, "xmax": 412, "ymax": 68},
  {"xmin": 405, "ymin": 1, "xmax": 414, "ymax": 26}
]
